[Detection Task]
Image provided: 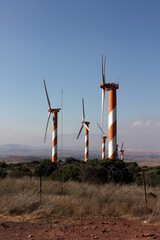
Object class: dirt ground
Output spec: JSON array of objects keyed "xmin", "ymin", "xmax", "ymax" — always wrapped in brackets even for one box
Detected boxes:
[{"xmin": 0, "ymin": 216, "xmax": 160, "ymax": 240}]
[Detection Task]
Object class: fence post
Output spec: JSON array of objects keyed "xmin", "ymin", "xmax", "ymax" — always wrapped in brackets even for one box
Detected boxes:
[
  {"xmin": 142, "ymin": 169, "xmax": 148, "ymax": 212},
  {"xmin": 40, "ymin": 175, "xmax": 42, "ymax": 203}
]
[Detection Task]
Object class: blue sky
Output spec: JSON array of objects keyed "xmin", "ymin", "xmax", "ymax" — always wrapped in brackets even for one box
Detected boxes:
[{"xmin": 1, "ymin": 0, "xmax": 160, "ymax": 152}]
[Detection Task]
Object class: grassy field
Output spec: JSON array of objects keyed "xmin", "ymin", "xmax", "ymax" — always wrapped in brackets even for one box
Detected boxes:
[{"xmin": 0, "ymin": 177, "xmax": 160, "ymax": 224}]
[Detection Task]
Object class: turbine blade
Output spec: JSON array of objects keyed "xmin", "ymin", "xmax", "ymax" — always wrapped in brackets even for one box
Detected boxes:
[
  {"xmin": 82, "ymin": 98, "xmax": 85, "ymax": 121},
  {"xmin": 43, "ymin": 79, "xmax": 51, "ymax": 109},
  {"xmin": 121, "ymin": 142, "xmax": 124, "ymax": 150},
  {"xmin": 97, "ymin": 123, "xmax": 106, "ymax": 136},
  {"xmin": 102, "ymin": 55, "xmax": 105, "ymax": 85},
  {"xmin": 84, "ymin": 122, "xmax": 89, "ymax": 131},
  {"xmin": 102, "ymin": 54, "xmax": 104, "ymax": 80},
  {"xmin": 104, "ymin": 55, "xmax": 106, "ymax": 84},
  {"xmin": 44, "ymin": 112, "xmax": 51, "ymax": 142},
  {"xmin": 77, "ymin": 125, "xmax": 84, "ymax": 139},
  {"xmin": 101, "ymin": 89, "xmax": 105, "ymax": 130}
]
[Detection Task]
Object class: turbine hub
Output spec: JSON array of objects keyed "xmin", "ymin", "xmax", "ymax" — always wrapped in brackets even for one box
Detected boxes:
[{"xmin": 99, "ymin": 83, "xmax": 106, "ymax": 89}]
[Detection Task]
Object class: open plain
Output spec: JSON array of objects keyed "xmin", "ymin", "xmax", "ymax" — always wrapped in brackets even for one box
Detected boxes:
[{"xmin": 0, "ymin": 216, "xmax": 160, "ymax": 240}]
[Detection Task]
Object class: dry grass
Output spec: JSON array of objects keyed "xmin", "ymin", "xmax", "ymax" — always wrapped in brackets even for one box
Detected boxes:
[{"xmin": 0, "ymin": 177, "xmax": 160, "ymax": 223}]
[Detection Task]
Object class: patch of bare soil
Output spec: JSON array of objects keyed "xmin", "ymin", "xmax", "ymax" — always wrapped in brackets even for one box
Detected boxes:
[{"xmin": 0, "ymin": 216, "xmax": 160, "ymax": 240}]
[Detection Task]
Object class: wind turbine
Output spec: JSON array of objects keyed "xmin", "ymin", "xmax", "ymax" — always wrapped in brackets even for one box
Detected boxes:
[
  {"xmin": 77, "ymin": 98, "xmax": 90, "ymax": 162},
  {"xmin": 43, "ymin": 79, "xmax": 61, "ymax": 162},
  {"xmin": 97, "ymin": 123, "xmax": 107, "ymax": 160},
  {"xmin": 119, "ymin": 142, "xmax": 124, "ymax": 161},
  {"xmin": 99, "ymin": 55, "xmax": 119, "ymax": 159},
  {"xmin": 98, "ymin": 55, "xmax": 108, "ymax": 160}
]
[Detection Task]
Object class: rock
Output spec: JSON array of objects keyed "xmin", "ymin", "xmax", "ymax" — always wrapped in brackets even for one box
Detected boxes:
[
  {"xmin": 101, "ymin": 228, "xmax": 107, "ymax": 233},
  {"xmin": 84, "ymin": 226, "xmax": 89, "ymax": 230},
  {"xmin": 28, "ymin": 234, "xmax": 33, "ymax": 238},
  {"xmin": 102, "ymin": 221, "xmax": 108, "ymax": 225},
  {"xmin": 141, "ymin": 233, "xmax": 155, "ymax": 238}
]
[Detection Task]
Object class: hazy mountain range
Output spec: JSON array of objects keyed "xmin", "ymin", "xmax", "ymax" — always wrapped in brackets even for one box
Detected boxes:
[
  {"xmin": 0, "ymin": 144, "xmax": 160, "ymax": 166},
  {"xmin": 0, "ymin": 144, "xmax": 100, "ymax": 161}
]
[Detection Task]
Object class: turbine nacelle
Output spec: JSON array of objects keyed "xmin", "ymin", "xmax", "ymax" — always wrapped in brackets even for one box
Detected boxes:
[
  {"xmin": 120, "ymin": 150, "xmax": 124, "ymax": 153},
  {"xmin": 48, "ymin": 108, "xmax": 61, "ymax": 113},
  {"xmin": 81, "ymin": 121, "xmax": 90, "ymax": 125},
  {"xmin": 99, "ymin": 82, "xmax": 119, "ymax": 90},
  {"xmin": 102, "ymin": 135, "xmax": 107, "ymax": 140}
]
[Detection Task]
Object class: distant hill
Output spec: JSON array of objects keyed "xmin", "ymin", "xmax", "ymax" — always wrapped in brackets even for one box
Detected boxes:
[
  {"xmin": 0, "ymin": 144, "xmax": 160, "ymax": 166},
  {"xmin": 0, "ymin": 144, "xmax": 50, "ymax": 157}
]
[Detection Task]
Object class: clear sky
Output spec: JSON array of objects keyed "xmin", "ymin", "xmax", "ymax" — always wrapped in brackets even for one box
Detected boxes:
[{"xmin": 1, "ymin": 0, "xmax": 160, "ymax": 152}]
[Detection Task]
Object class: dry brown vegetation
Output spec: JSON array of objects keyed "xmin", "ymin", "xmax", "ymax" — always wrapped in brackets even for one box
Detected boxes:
[{"xmin": 0, "ymin": 177, "xmax": 160, "ymax": 224}]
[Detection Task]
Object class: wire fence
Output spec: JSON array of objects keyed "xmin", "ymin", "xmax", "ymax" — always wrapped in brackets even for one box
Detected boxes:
[
  {"xmin": 0, "ymin": 168, "xmax": 159, "ymax": 223},
  {"xmin": 0, "ymin": 170, "xmax": 160, "ymax": 209}
]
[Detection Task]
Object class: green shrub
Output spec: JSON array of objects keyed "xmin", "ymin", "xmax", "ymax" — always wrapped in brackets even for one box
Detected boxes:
[
  {"xmin": 135, "ymin": 174, "xmax": 143, "ymax": 185},
  {"xmin": 81, "ymin": 165, "xmax": 96, "ymax": 183},
  {"xmin": 34, "ymin": 159, "xmax": 56, "ymax": 177},
  {"xmin": 0, "ymin": 161, "xmax": 7, "ymax": 169},
  {"xmin": 65, "ymin": 157, "xmax": 79, "ymax": 164},
  {"xmin": 52, "ymin": 164, "xmax": 81, "ymax": 182},
  {"xmin": 94, "ymin": 166, "xmax": 109, "ymax": 184},
  {"xmin": 109, "ymin": 167, "xmax": 122, "ymax": 183},
  {"xmin": 52, "ymin": 159, "xmax": 138, "ymax": 185},
  {"xmin": 85, "ymin": 159, "xmax": 99, "ymax": 166},
  {"xmin": 146, "ymin": 170, "xmax": 160, "ymax": 187},
  {"xmin": 8, "ymin": 164, "xmax": 32, "ymax": 178},
  {"xmin": 0, "ymin": 167, "xmax": 7, "ymax": 179},
  {"xmin": 120, "ymin": 168, "xmax": 134, "ymax": 184}
]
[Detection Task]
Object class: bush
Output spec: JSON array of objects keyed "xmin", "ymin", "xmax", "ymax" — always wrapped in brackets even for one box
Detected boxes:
[
  {"xmin": 85, "ymin": 159, "xmax": 99, "ymax": 167},
  {"xmin": 0, "ymin": 167, "xmax": 7, "ymax": 179},
  {"xmin": 94, "ymin": 166, "xmax": 109, "ymax": 184},
  {"xmin": 52, "ymin": 159, "xmax": 139, "ymax": 185},
  {"xmin": 8, "ymin": 164, "xmax": 32, "ymax": 178},
  {"xmin": 0, "ymin": 161, "xmax": 7, "ymax": 169},
  {"xmin": 146, "ymin": 171, "xmax": 160, "ymax": 187},
  {"xmin": 81, "ymin": 165, "xmax": 109, "ymax": 184},
  {"xmin": 97, "ymin": 160, "xmax": 135, "ymax": 184},
  {"xmin": 65, "ymin": 157, "xmax": 79, "ymax": 164},
  {"xmin": 126, "ymin": 162, "xmax": 140, "ymax": 178},
  {"xmin": 4, "ymin": 157, "xmax": 160, "ymax": 187},
  {"xmin": 34, "ymin": 159, "xmax": 56, "ymax": 177},
  {"xmin": 108, "ymin": 167, "xmax": 122, "ymax": 183},
  {"xmin": 120, "ymin": 168, "xmax": 134, "ymax": 184},
  {"xmin": 52, "ymin": 164, "xmax": 81, "ymax": 182},
  {"xmin": 81, "ymin": 165, "xmax": 96, "ymax": 183}
]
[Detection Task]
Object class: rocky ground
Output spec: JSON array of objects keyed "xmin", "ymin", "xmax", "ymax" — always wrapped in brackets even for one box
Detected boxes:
[{"xmin": 0, "ymin": 216, "xmax": 160, "ymax": 240}]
